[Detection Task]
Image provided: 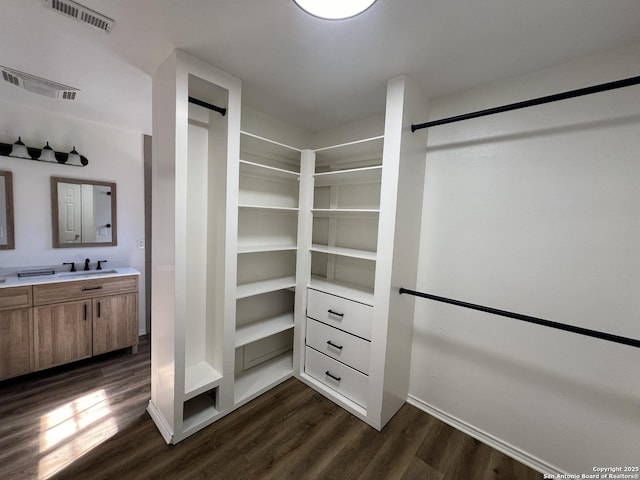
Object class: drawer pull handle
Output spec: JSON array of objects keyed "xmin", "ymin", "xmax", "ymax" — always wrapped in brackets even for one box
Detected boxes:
[
  {"xmin": 325, "ymin": 371, "xmax": 341, "ymax": 382},
  {"xmin": 327, "ymin": 309, "xmax": 344, "ymax": 318},
  {"xmin": 83, "ymin": 304, "xmax": 87, "ymax": 321},
  {"xmin": 326, "ymin": 340, "xmax": 343, "ymax": 350},
  {"xmin": 97, "ymin": 302, "xmax": 101, "ymax": 318},
  {"xmin": 81, "ymin": 286, "xmax": 103, "ymax": 291}
]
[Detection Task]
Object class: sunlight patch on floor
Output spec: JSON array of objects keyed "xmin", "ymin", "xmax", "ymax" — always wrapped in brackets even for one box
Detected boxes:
[{"xmin": 38, "ymin": 389, "xmax": 118, "ymax": 480}]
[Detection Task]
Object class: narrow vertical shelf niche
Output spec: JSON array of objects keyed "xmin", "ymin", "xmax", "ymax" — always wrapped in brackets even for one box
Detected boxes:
[{"xmin": 233, "ymin": 130, "xmax": 302, "ymax": 409}]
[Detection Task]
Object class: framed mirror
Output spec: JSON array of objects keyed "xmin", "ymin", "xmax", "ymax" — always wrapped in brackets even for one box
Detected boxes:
[
  {"xmin": 51, "ymin": 177, "xmax": 117, "ymax": 248},
  {"xmin": 0, "ymin": 170, "xmax": 15, "ymax": 250}
]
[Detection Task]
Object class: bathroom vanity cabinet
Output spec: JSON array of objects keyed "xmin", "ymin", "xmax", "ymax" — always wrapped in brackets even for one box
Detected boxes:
[{"xmin": 0, "ymin": 270, "xmax": 139, "ymax": 380}]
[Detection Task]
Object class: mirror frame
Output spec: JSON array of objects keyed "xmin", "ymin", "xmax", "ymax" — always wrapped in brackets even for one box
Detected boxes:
[
  {"xmin": 0, "ymin": 170, "xmax": 15, "ymax": 250},
  {"xmin": 51, "ymin": 176, "xmax": 117, "ymax": 248}
]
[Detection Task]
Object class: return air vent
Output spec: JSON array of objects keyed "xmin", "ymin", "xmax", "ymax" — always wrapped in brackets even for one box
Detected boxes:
[
  {"xmin": 0, "ymin": 65, "xmax": 80, "ymax": 100},
  {"xmin": 42, "ymin": 0, "xmax": 115, "ymax": 33}
]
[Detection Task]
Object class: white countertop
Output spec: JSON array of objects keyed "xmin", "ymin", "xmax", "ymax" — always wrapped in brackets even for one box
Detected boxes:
[{"xmin": 0, "ymin": 266, "xmax": 140, "ymax": 289}]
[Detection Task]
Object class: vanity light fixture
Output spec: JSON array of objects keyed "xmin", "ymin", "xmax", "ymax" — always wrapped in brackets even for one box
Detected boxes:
[
  {"xmin": 0, "ymin": 138, "xmax": 88, "ymax": 166},
  {"xmin": 293, "ymin": 0, "xmax": 377, "ymax": 20}
]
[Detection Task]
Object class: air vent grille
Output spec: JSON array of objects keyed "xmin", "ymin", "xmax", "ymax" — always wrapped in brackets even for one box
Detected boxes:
[
  {"xmin": 1, "ymin": 65, "xmax": 80, "ymax": 100},
  {"xmin": 43, "ymin": 0, "xmax": 114, "ymax": 33},
  {"xmin": 2, "ymin": 71, "xmax": 19, "ymax": 86}
]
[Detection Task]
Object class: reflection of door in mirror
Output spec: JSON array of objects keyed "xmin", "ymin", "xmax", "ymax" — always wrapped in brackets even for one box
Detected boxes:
[
  {"xmin": 58, "ymin": 182, "xmax": 82, "ymax": 243},
  {"xmin": 0, "ymin": 171, "xmax": 14, "ymax": 250}
]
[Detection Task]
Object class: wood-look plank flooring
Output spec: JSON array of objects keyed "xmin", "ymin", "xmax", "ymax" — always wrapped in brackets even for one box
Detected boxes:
[{"xmin": 0, "ymin": 337, "xmax": 543, "ymax": 480}]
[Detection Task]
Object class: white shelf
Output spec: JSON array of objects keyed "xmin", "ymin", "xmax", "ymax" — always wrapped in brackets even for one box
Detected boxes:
[
  {"xmin": 240, "ymin": 159, "xmax": 300, "ymax": 182},
  {"xmin": 235, "ymin": 313, "xmax": 294, "ymax": 347},
  {"xmin": 314, "ymin": 165, "xmax": 382, "ymax": 187},
  {"xmin": 310, "ymin": 244, "xmax": 377, "ymax": 261},
  {"xmin": 237, "ymin": 244, "xmax": 297, "ymax": 254},
  {"xmin": 309, "ymin": 276, "xmax": 375, "ymax": 306},
  {"xmin": 234, "ymin": 352, "xmax": 293, "ymax": 405},
  {"xmin": 182, "ymin": 392, "xmax": 219, "ymax": 433},
  {"xmin": 184, "ymin": 362, "xmax": 223, "ymax": 400},
  {"xmin": 314, "ymin": 136, "xmax": 384, "ymax": 168},
  {"xmin": 240, "ymin": 131, "xmax": 301, "ymax": 166},
  {"xmin": 236, "ymin": 276, "xmax": 297, "ymax": 299},
  {"xmin": 239, "ymin": 204, "xmax": 299, "ymax": 213},
  {"xmin": 312, "ymin": 208, "xmax": 379, "ymax": 218}
]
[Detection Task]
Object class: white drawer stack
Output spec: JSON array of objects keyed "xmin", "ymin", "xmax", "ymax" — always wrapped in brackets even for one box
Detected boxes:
[{"xmin": 304, "ymin": 288, "xmax": 372, "ymax": 408}]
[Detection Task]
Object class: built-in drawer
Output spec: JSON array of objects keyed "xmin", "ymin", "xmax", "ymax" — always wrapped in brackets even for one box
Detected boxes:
[
  {"xmin": 305, "ymin": 346, "xmax": 368, "ymax": 408},
  {"xmin": 306, "ymin": 318, "xmax": 371, "ymax": 375},
  {"xmin": 307, "ymin": 288, "xmax": 372, "ymax": 340},
  {"xmin": 0, "ymin": 286, "xmax": 33, "ymax": 311},
  {"xmin": 33, "ymin": 275, "xmax": 138, "ymax": 306}
]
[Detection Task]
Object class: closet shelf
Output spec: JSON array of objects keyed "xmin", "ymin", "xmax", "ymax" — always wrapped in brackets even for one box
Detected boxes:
[
  {"xmin": 236, "ymin": 276, "xmax": 297, "ymax": 299},
  {"xmin": 235, "ymin": 313, "xmax": 295, "ymax": 348},
  {"xmin": 314, "ymin": 135, "xmax": 384, "ymax": 168},
  {"xmin": 239, "ymin": 204, "xmax": 299, "ymax": 213},
  {"xmin": 184, "ymin": 362, "xmax": 223, "ymax": 400},
  {"xmin": 234, "ymin": 352, "xmax": 293, "ymax": 405},
  {"xmin": 182, "ymin": 393, "xmax": 219, "ymax": 433},
  {"xmin": 310, "ymin": 244, "xmax": 377, "ymax": 261},
  {"xmin": 240, "ymin": 160, "xmax": 300, "ymax": 182},
  {"xmin": 313, "ymin": 165, "xmax": 382, "ymax": 187},
  {"xmin": 312, "ymin": 208, "xmax": 379, "ymax": 218},
  {"xmin": 309, "ymin": 276, "xmax": 375, "ymax": 306},
  {"xmin": 237, "ymin": 244, "xmax": 297, "ymax": 254}
]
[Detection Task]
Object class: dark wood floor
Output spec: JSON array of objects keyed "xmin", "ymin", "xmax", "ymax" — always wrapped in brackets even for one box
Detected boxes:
[{"xmin": 0, "ymin": 337, "xmax": 542, "ymax": 480}]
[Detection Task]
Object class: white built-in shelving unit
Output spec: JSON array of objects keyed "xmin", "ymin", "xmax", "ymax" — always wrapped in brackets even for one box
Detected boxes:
[
  {"xmin": 150, "ymin": 49, "xmax": 428, "ymax": 442},
  {"xmin": 233, "ymin": 130, "xmax": 302, "ymax": 406}
]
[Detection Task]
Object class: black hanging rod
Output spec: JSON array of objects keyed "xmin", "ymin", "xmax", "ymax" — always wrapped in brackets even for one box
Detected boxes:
[
  {"xmin": 411, "ymin": 75, "xmax": 640, "ymax": 132},
  {"xmin": 188, "ymin": 96, "xmax": 227, "ymax": 116},
  {"xmin": 399, "ymin": 287, "xmax": 640, "ymax": 349}
]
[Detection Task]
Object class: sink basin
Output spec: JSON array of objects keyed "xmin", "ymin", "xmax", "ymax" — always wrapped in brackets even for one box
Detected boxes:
[{"xmin": 57, "ymin": 269, "xmax": 119, "ymax": 279}]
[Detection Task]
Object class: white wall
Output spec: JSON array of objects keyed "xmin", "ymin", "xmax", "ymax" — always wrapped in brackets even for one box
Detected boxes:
[
  {"xmin": 408, "ymin": 43, "xmax": 640, "ymax": 474},
  {"xmin": 0, "ymin": 99, "xmax": 146, "ymax": 334}
]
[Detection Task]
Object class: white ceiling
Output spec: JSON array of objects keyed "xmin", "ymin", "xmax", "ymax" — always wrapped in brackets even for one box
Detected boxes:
[{"xmin": 1, "ymin": 0, "xmax": 640, "ymax": 134}]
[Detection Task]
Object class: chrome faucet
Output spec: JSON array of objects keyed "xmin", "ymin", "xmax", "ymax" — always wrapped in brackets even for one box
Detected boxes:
[{"xmin": 84, "ymin": 258, "xmax": 91, "ymax": 271}]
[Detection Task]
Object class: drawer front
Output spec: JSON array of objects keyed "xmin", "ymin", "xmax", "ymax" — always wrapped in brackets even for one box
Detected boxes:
[
  {"xmin": 33, "ymin": 275, "xmax": 138, "ymax": 305},
  {"xmin": 307, "ymin": 288, "xmax": 372, "ymax": 340},
  {"xmin": 0, "ymin": 286, "xmax": 33, "ymax": 311},
  {"xmin": 306, "ymin": 318, "xmax": 371, "ymax": 375},
  {"xmin": 305, "ymin": 346, "xmax": 368, "ymax": 408}
]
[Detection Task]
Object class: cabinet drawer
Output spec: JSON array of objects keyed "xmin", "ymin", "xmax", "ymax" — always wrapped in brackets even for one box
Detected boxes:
[
  {"xmin": 307, "ymin": 288, "xmax": 372, "ymax": 340},
  {"xmin": 305, "ymin": 346, "xmax": 368, "ymax": 408},
  {"xmin": 33, "ymin": 275, "xmax": 138, "ymax": 305},
  {"xmin": 0, "ymin": 286, "xmax": 33, "ymax": 311},
  {"xmin": 306, "ymin": 318, "xmax": 371, "ymax": 375}
]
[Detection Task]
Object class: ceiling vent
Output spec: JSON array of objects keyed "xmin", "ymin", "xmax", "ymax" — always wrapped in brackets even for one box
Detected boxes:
[
  {"xmin": 42, "ymin": 0, "xmax": 115, "ymax": 33},
  {"xmin": 1, "ymin": 66, "xmax": 80, "ymax": 100}
]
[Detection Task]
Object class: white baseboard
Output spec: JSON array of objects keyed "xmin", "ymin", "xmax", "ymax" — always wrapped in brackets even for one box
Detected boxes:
[
  {"xmin": 146, "ymin": 400, "xmax": 173, "ymax": 444},
  {"xmin": 406, "ymin": 394, "xmax": 563, "ymax": 476}
]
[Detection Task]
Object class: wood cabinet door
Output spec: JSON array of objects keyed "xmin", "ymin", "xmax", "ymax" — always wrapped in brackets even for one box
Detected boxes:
[
  {"xmin": 34, "ymin": 301, "xmax": 92, "ymax": 370},
  {"xmin": 0, "ymin": 307, "xmax": 33, "ymax": 380},
  {"xmin": 93, "ymin": 293, "xmax": 137, "ymax": 355}
]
